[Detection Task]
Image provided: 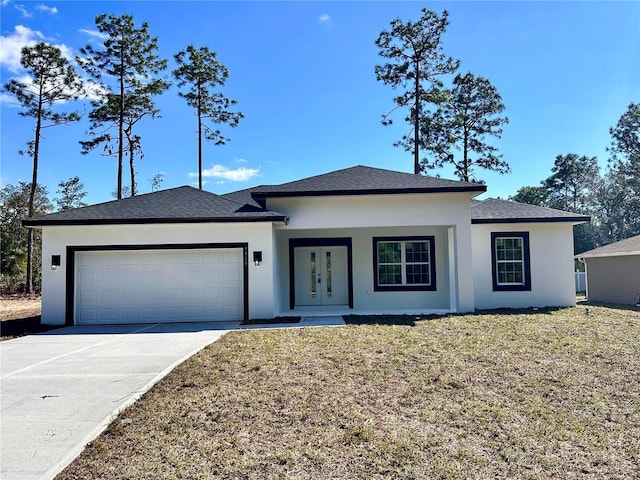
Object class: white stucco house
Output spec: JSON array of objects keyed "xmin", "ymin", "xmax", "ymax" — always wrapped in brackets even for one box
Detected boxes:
[{"xmin": 24, "ymin": 165, "xmax": 590, "ymax": 326}]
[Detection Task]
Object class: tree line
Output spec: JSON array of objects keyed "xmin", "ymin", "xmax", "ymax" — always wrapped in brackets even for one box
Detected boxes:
[
  {"xmin": 1, "ymin": 177, "xmax": 88, "ymax": 292},
  {"xmin": 511, "ymin": 103, "xmax": 640, "ymax": 255}
]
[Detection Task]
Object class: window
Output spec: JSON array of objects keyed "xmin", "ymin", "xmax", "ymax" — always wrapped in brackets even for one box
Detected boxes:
[
  {"xmin": 491, "ymin": 232, "xmax": 531, "ymax": 291},
  {"xmin": 373, "ymin": 236, "xmax": 436, "ymax": 291}
]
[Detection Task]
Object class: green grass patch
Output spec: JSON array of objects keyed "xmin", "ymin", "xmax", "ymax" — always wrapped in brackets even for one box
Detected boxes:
[{"xmin": 57, "ymin": 305, "xmax": 640, "ymax": 479}]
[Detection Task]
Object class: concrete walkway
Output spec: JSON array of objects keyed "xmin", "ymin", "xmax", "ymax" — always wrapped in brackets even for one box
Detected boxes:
[{"xmin": 0, "ymin": 322, "xmax": 234, "ymax": 480}]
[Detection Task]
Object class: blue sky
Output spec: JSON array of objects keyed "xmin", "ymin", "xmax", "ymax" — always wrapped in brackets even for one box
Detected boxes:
[{"xmin": 1, "ymin": 1, "xmax": 638, "ymax": 206}]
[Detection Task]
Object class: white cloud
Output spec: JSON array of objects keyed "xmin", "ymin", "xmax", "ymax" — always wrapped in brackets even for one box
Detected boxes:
[
  {"xmin": 82, "ymin": 80, "xmax": 109, "ymax": 101},
  {"xmin": 1, "ymin": 71, "xmax": 89, "ymax": 107},
  {"xmin": 0, "ymin": 25, "xmax": 44, "ymax": 72},
  {"xmin": 0, "ymin": 91, "xmax": 19, "ymax": 106},
  {"xmin": 319, "ymin": 13, "xmax": 331, "ymax": 22},
  {"xmin": 190, "ymin": 180, "xmax": 210, "ymax": 187},
  {"xmin": 79, "ymin": 28, "xmax": 109, "ymax": 40},
  {"xmin": 189, "ymin": 164, "xmax": 260, "ymax": 182},
  {"xmin": 1, "ymin": 0, "xmax": 12, "ymax": 7},
  {"xmin": 0, "ymin": 25, "xmax": 106, "ymax": 104},
  {"xmin": 14, "ymin": 3, "xmax": 31, "ymax": 17},
  {"xmin": 35, "ymin": 4, "xmax": 57, "ymax": 14}
]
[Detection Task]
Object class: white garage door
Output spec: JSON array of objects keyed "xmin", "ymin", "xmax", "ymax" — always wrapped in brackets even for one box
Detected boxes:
[{"xmin": 75, "ymin": 248, "xmax": 244, "ymax": 324}]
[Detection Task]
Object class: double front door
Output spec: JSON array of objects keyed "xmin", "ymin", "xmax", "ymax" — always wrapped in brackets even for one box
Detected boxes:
[{"xmin": 294, "ymin": 246, "xmax": 348, "ymax": 306}]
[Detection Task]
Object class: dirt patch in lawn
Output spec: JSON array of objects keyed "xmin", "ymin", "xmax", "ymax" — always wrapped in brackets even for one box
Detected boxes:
[
  {"xmin": 0, "ymin": 295, "xmax": 58, "ymax": 340},
  {"xmin": 57, "ymin": 305, "xmax": 640, "ymax": 479}
]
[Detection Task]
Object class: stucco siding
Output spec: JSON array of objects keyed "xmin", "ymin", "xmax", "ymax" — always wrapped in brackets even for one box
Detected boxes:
[
  {"xmin": 275, "ymin": 226, "xmax": 453, "ymax": 314},
  {"xmin": 40, "ymin": 223, "xmax": 275, "ymax": 325},
  {"xmin": 585, "ymin": 256, "xmax": 640, "ymax": 305},
  {"xmin": 270, "ymin": 193, "xmax": 475, "ymax": 313},
  {"xmin": 472, "ymin": 222, "xmax": 577, "ymax": 309},
  {"xmin": 267, "ymin": 193, "xmax": 473, "ymax": 230}
]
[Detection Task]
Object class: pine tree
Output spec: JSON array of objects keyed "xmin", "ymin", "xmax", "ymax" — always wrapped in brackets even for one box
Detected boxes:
[
  {"xmin": 2, "ymin": 42, "xmax": 84, "ymax": 292},
  {"xmin": 424, "ymin": 72, "xmax": 509, "ymax": 182},
  {"xmin": 375, "ymin": 8, "xmax": 459, "ymax": 174},
  {"xmin": 173, "ymin": 45, "xmax": 243, "ymax": 189},
  {"xmin": 55, "ymin": 176, "xmax": 88, "ymax": 211},
  {"xmin": 78, "ymin": 14, "xmax": 169, "ymax": 199}
]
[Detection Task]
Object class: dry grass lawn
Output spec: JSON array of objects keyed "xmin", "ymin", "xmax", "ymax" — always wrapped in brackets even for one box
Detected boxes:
[
  {"xmin": 0, "ymin": 294, "xmax": 41, "ymax": 321},
  {"xmin": 57, "ymin": 305, "xmax": 639, "ymax": 479},
  {"xmin": 0, "ymin": 295, "xmax": 58, "ymax": 340}
]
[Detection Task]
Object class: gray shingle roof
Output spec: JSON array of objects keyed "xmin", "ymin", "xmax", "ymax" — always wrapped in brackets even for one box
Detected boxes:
[
  {"xmin": 471, "ymin": 198, "xmax": 591, "ymax": 224},
  {"xmin": 221, "ymin": 185, "xmax": 272, "ymax": 209},
  {"xmin": 24, "ymin": 186, "xmax": 286, "ymax": 226},
  {"xmin": 26, "ymin": 167, "xmax": 590, "ymax": 227},
  {"xmin": 578, "ymin": 234, "xmax": 640, "ymax": 258},
  {"xmin": 251, "ymin": 165, "xmax": 487, "ymax": 198}
]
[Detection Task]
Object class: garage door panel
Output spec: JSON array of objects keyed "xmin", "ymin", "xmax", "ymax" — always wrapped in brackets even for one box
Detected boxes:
[
  {"xmin": 223, "ymin": 251, "xmax": 240, "ymax": 262},
  {"xmin": 99, "ymin": 289, "xmax": 120, "ymax": 304},
  {"xmin": 120, "ymin": 289, "xmax": 140, "ymax": 303},
  {"xmin": 224, "ymin": 273, "xmax": 240, "ymax": 285},
  {"xmin": 78, "ymin": 289, "xmax": 98, "ymax": 303},
  {"xmin": 77, "ymin": 309, "xmax": 97, "ymax": 322},
  {"xmin": 120, "ymin": 309, "xmax": 140, "ymax": 321},
  {"xmin": 98, "ymin": 309, "xmax": 119, "ymax": 322},
  {"xmin": 78, "ymin": 270, "xmax": 98, "ymax": 287},
  {"xmin": 224, "ymin": 306, "xmax": 242, "ymax": 318},
  {"xmin": 75, "ymin": 248, "xmax": 244, "ymax": 324}
]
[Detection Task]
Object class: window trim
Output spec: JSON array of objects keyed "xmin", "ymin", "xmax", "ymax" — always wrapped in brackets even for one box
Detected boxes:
[
  {"xmin": 491, "ymin": 232, "xmax": 531, "ymax": 291},
  {"xmin": 373, "ymin": 236, "xmax": 436, "ymax": 292}
]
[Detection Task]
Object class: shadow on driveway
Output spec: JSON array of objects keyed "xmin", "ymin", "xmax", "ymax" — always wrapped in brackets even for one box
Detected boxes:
[{"xmin": 0, "ymin": 316, "xmax": 60, "ymax": 340}]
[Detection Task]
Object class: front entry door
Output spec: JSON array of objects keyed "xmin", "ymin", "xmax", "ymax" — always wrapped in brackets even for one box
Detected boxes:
[{"xmin": 294, "ymin": 246, "xmax": 348, "ymax": 306}]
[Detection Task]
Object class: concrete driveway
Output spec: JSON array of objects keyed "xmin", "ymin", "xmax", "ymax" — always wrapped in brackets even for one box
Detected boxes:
[{"xmin": 0, "ymin": 322, "xmax": 235, "ymax": 480}]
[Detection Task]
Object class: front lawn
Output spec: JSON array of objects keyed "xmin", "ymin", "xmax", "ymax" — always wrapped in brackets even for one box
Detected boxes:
[
  {"xmin": 0, "ymin": 295, "xmax": 59, "ymax": 340},
  {"xmin": 57, "ymin": 306, "xmax": 639, "ymax": 479}
]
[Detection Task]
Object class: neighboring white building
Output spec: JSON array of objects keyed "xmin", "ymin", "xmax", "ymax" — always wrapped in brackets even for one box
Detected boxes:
[{"xmin": 24, "ymin": 165, "xmax": 590, "ymax": 326}]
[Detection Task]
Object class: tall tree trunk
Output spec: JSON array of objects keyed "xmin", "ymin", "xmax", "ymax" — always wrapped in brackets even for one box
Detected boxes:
[
  {"xmin": 462, "ymin": 124, "xmax": 469, "ymax": 182},
  {"xmin": 198, "ymin": 110, "xmax": 203, "ymax": 190},
  {"xmin": 413, "ymin": 60, "xmax": 420, "ymax": 175},
  {"xmin": 197, "ymin": 84, "xmax": 203, "ymax": 190},
  {"xmin": 26, "ymin": 110, "xmax": 42, "ymax": 291},
  {"xmin": 26, "ymin": 86, "xmax": 44, "ymax": 294},
  {"xmin": 117, "ymin": 42, "xmax": 125, "ymax": 200},
  {"xmin": 129, "ymin": 134, "xmax": 136, "ymax": 196}
]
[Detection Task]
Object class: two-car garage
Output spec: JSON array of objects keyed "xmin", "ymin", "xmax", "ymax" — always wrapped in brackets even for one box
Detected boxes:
[
  {"xmin": 23, "ymin": 185, "xmax": 283, "ymax": 326},
  {"xmin": 70, "ymin": 245, "xmax": 247, "ymax": 325}
]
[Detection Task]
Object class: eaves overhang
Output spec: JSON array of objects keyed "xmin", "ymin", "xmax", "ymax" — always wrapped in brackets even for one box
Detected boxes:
[
  {"xmin": 22, "ymin": 215, "xmax": 288, "ymax": 228},
  {"xmin": 472, "ymin": 215, "xmax": 591, "ymax": 225},
  {"xmin": 252, "ymin": 185, "xmax": 487, "ymax": 201},
  {"xmin": 577, "ymin": 251, "xmax": 640, "ymax": 259}
]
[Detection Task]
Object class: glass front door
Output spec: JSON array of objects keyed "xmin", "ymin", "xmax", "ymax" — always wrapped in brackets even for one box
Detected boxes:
[{"xmin": 294, "ymin": 246, "xmax": 348, "ymax": 306}]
